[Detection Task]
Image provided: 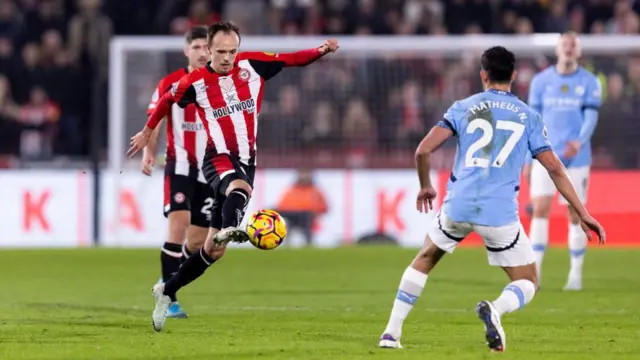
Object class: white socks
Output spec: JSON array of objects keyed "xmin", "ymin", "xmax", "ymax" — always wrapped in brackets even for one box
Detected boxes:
[
  {"xmin": 568, "ymin": 223, "xmax": 587, "ymax": 281},
  {"xmin": 492, "ymin": 279, "xmax": 537, "ymax": 316},
  {"xmin": 530, "ymin": 217, "xmax": 549, "ymax": 282},
  {"xmin": 383, "ymin": 266, "xmax": 428, "ymax": 339}
]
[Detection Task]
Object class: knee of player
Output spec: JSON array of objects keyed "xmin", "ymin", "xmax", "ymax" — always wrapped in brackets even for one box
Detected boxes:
[
  {"xmin": 531, "ymin": 200, "xmax": 552, "ymax": 218},
  {"xmin": 413, "ymin": 239, "xmax": 445, "ymax": 268},
  {"xmin": 167, "ymin": 212, "xmax": 191, "ymax": 240},
  {"xmin": 187, "ymin": 226, "xmax": 209, "ymax": 248},
  {"xmin": 226, "ymin": 179, "xmax": 253, "ymax": 197},
  {"xmin": 508, "ymin": 266, "xmax": 538, "ymax": 288}
]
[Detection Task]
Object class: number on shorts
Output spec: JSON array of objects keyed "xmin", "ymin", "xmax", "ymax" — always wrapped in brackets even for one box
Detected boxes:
[
  {"xmin": 201, "ymin": 197, "xmax": 214, "ymax": 215},
  {"xmin": 465, "ymin": 119, "xmax": 525, "ymax": 168}
]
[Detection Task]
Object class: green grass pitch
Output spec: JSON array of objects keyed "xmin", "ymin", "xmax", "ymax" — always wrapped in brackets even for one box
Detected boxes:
[{"xmin": 0, "ymin": 247, "xmax": 639, "ymax": 360}]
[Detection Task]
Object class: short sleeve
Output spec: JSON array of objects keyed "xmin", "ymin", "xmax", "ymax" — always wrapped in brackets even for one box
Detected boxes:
[
  {"xmin": 528, "ymin": 73, "xmax": 544, "ymax": 112},
  {"xmin": 528, "ymin": 111, "xmax": 552, "ymax": 157},
  {"xmin": 437, "ymin": 101, "xmax": 463, "ymax": 136},
  {"xmin": 583, "ymin": 74, "xmax": 602, "ymax": 109}
]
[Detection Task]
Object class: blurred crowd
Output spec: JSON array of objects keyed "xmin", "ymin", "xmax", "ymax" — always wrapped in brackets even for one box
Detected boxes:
[{"xmin": 1, "ymin": 0, "xmax": 640, "ymax": 168}]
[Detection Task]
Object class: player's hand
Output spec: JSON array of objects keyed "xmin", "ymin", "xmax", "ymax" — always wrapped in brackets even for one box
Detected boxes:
[
  {"xmin": 319, "ymin": 39, "xmax": 339, "ymax": 54},
  {"xmin": 579, "ymin": 214, "xmax": 606, "ymax": 244},
  {"xmin": 563, "ymin": 141, "xmax": 580, "ymax": 159},
  {"xmin": 127, "ymin": 127, "xmax": 152, "ymax": 158},
  {"xmin": 416, "ymin": 186, "xmax": 437, "ymax": 213},
  {"xmin": 141, "ymin": 148, "xmax": 155, "ymax": 176}
]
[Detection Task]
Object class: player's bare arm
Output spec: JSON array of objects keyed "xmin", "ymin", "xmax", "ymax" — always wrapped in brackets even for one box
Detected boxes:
[
  {"xmin": 141, "ymin": 118, "xmax": 164, "ymax": 175},
  {"xmin": 415, "ymin": 126, "xmax": 453, "ymax": 213},
  {"xmin": 128, "ymin": 74, "xmax": 194, "ymax": 158},
  {"xmin": 535, "ymin": 150, "xmax": 606, "ymax": 243}
]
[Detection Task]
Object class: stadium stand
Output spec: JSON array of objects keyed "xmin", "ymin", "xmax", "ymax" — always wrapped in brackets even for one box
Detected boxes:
[{"xmin": 1, "ymin": 0, "xmax": 639, "ymax": 168}]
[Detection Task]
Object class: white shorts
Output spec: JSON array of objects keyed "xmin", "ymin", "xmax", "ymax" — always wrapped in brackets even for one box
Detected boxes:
[
  {"xmin": 530, "ymin": 160, "xmax": 589, "ymax": 204},
  {"xmin": 428, "ymin": 211, "xmax": 535, "ymax": 267}
]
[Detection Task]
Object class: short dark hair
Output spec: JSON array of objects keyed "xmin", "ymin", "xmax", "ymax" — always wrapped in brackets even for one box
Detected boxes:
[
  {"xmin": 185, "ymin": 26, "xmax": 208, "ymax": 44},
  {"xmin": 480, "ymin": 46, "xmax": 516, "ymax": 84},
  {"xmin": 208, "ymin": 21, "xmax": 241, "ymax": 44}
]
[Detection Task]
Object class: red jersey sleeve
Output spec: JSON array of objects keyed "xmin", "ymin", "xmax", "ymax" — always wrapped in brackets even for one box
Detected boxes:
[
  {"xmin": 147, "ymin": 79, "xmax": 172, "ymax": 116},
  {"xmin": 239, "ymin": 49, "xmax": 324, "ymax": 81},
  {"xmin": 146, "ymin": 73, "xmax": 198, "ymax": 129}
]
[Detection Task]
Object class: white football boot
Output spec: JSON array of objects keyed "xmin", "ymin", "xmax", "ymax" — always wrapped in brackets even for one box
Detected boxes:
[
  {"xmin": 476, "ymin": 301, "xmax": 506, "ymax": 352},
  {"xmin": 563, "ymin": 278, "xmax": 582, "ymax": 291},
  {"xmin": 378, "ymin": 333, "xmax": 403, "ymax": 349},
  {"xmin": 151, "ymin": 283, "xmax": 171, "ymax": 332},
  {"xmin": 213, "ymin": 227, "xmax": 251, "ymax": 245}
]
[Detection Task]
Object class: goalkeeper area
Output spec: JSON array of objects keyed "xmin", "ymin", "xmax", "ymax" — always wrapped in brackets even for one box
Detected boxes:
[{"xmin": 1, "ymin": 247, "xmax": 638, "ymax": 359}]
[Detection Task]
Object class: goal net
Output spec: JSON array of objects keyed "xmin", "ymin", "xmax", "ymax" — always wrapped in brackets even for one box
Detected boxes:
[{"xmin": 105, "ymin": 35, "xmax": 640, "ymax": 247}]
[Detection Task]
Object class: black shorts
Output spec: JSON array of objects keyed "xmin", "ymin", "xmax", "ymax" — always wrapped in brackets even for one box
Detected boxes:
[
  {"xmin": 163, "ymin": 173, "xmax": 215, "ymax": 228},
  {"xmin": 202, "ymin": 153, "xmax": 256, "ymax": 229}
]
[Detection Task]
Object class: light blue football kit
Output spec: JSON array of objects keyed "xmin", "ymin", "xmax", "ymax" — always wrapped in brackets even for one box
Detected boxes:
[
  {"xmin": 429, "ymin": 89, "xmax": 552, "ymax": 267},
  {"xmin": 527, "ymin": 66, "xmax": 601, "ymax": 168},
  {"xmin": 378, "ymin": 87, "xmax": 547, "ymax": 352},
  {"xmin": 526, "ymin": 66, "xmax": 601, "ymax": 202},
  {"xmin": 438, "ymin": 89, "xmax": 551, "ymax": 227},
  {"xmin": 527, "ymin": 66, "xmax": 602, "ymax": 292}
]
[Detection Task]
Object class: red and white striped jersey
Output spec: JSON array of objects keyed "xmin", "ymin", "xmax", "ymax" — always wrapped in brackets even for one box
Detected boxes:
[
  {"xmin": 148, "ymin": 68, "xmax": 208, "ymax": 183},
  {"xmin": 146, "ymin": 49, "xmax": 325, "ymax": 167}
]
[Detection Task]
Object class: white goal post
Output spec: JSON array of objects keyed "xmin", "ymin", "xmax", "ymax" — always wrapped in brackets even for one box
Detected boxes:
[{"xmin": 106, "ymin": 34, "xmax": 640, "ymax": 245}]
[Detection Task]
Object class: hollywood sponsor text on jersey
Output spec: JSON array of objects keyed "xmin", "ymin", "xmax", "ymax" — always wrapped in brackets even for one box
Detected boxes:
[
  {"xmin": 181, "ymin": 122, "xmax": 205, "ymax": 131},
  {"xmin": 211, "ymin": 98, "xmax": 256, "ymax": 119}
]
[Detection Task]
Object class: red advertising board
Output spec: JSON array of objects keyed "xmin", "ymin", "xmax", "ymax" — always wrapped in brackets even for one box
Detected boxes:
[{"xmin": 437, "ymin": 171, "xmax": 640, "ymax": 247}]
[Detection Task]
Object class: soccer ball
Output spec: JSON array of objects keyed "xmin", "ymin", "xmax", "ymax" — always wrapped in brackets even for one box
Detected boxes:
[{"xmin": 246, "ymin": 209, "xmax": 287, "ymax": 250}]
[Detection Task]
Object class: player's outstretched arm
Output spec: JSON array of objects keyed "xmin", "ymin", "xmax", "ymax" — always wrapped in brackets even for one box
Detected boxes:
[
  {"xmin": 241, "ymin": 39, "xmax": 338, "ymax": 73},
  {"xmin": 128, "ymin": 74, "xmax": 197, "ymax": 158},
  {"xmin": 271, "ymin": 39, "xmax": 339, "ymax": 66},
  {"xmin": 535, "ymin": 150, "xmax": 606, "ymax": 243},
  {"xmin": 414, "ymin": 126, "xmax": 453, "ymax": 213},
  {"xmin": 127, "ymin": 92, "xmax": 173, "ymax": 158}
]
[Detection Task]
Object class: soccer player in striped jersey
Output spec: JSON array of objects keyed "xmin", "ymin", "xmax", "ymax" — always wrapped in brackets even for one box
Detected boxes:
[
  {"xmin": 524, "ymin": 32, "xmax": 603, "ymax": 291},
  {"xmin": 141, "ymin": 26, "xmax": 212, "ymax": 319},
  {"xmin": 127, "ymin": 21, "xmax": 339, "ymax": 332},
  {"xmin": 378, "ymin": 46, "xmax": 605, "ymax": 352}
]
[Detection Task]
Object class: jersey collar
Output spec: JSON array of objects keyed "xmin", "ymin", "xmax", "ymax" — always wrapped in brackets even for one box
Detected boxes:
[
  {"xmin": 486, "ymin": 88, "xmax": 516, "ymax": 97},
  {"xmin": 553, "ymin": 65, "xmax": 581, "ymax": 77}
]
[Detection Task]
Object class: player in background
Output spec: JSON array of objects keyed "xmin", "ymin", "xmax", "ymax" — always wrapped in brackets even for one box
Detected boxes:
[
  {"xmin": 141, "ymin": 26, "xmax": 212, "ymax": 319},
  {"xmin": 525, "ymin": 32, "xmax": 603, "ymax": 291},
  {"xmin": 378, "ymin": 46, "xmax": 605, "ymax": 352},
  {"xmin": 127, "ymin": 21, "xmax": 339, "ymax": 332}
]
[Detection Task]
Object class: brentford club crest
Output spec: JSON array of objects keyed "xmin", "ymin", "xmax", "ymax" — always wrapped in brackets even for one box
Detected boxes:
[
  {"xmin": 174, "ymin": 192, "xmax": 185, "ymax": 203},
  {"xmin": 239, "ymin": 68, "xmax": 250, "ymax": 81}
]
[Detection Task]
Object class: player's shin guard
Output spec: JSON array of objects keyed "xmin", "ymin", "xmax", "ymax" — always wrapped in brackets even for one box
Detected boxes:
[
  {"xmin": 222, "ymin": 189, "xmax": 249, "ymax": 228},
  {"xmin": 163, "ymin": 248, "xmax": 215, "ymax": 299},
  {"xmin": 492, "ymin": 279, "xmax": 536, "ymax": 316},
  {"xmin": 567, "ymin": 223, "xmax": 587, "ymax": 284},
  {"xmin": 383, "ymin": 266, "xmax": 428, "ymax": 339},
  {"xmin": 530, "ymin": 218, "xmax": 549, "ymax": 283},
  {"xmin": 160, "ymin": 242, "xmax": 183, "ymax": 302}
]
